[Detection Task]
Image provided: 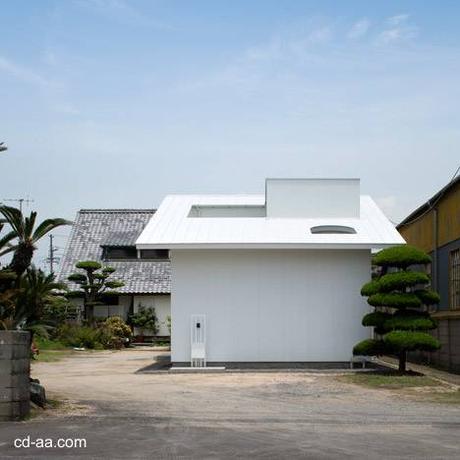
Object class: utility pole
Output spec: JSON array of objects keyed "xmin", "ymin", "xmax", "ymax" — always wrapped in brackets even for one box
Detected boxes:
[
  {"xmin": 1, "ymin": 197, "xmax": 34, "ymax": 212},
  {"xmin": 47, "ymin": 234, "xmax": 60, "ymax": 275}
]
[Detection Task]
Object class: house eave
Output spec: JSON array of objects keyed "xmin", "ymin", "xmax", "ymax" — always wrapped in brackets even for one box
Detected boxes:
[{"xmin": 136, "ymin": 242, "xmax": 404, "ymax": 250}]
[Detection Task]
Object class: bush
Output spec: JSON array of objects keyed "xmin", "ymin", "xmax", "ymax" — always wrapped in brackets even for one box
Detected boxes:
[
  {"xmin": 57, "ymin": 324, "xmax": 104, "ymax": 349},
  {"xmin": 372, "ymin": 245, "xmax": 431, "ymax": 268},
  {"xmin": 353, "ymin": 339, "xmax": 386, "ymax": 356},
  {"xmin": 75, "ymin": 261, "xmax": 102, "ymax": 270},
  {"xmin": 129, "ymin": 306, "xmax": 158, "ymax": 336},
  {"xmin": 414, "ymin": 289, "xmax": 441, "ymax": 305},
  {"xmin": 361, "ymin": 280, "xmax": 381, "ymax": 296},
  {"xmin": 383, "ymin": 331, "xmax": 441, "ymax": 352},
  {"xmin": 368, "ymin": 292, "xmax": 421, "ymax": 309},
  {"xmin": 383, "ymin": 315, "xmax": 437, "ymax": 331},
  {"xmin": 362, "ymin": 311, "xmax": 391, "ymax": 328},
  {"xmin": 378, "ymin": 271, "xmax": 429, "ymax": 292},
  {"xmin": 100, "ymin": 316, "xmax": 131, "ymax": 349}
]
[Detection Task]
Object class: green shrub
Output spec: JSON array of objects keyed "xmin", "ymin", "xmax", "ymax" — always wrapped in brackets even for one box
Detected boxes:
[
  {"xmin": 362, "ymin": 311, "xmax": 391, "ymax": 328},
  {"xmin": 57, "ymin": 324, "xmax": 103, "ymax": 349},
  {"xmin": 372, "ymin": 245, "xmax": 431, "ymax": 268},
  {"xmin": 378, "ymin": 271, "xmax": 429, "ymax": 292},
  {"xmin": 35, "ymin": 336, "xmax": 67, "ymax": 350},
  {"xmin": 368, "ymin": 292, "xmax": 421, "ymax": 309},
  {"xmin": 383, "ymin": 331, "xmax": 440, "ymax": 352},
  {"xmin": 414, "ymin": 289, "xmax": 441, "ymax": 305},
  {"xmin": 75, "ymin": 261, "xmax": 102, "ymax": 270},
  {"xmin": 383, "ymin": 315, "xmax": 437, "ymax": 331},
  {"xmin": 361, "ymin": 280, "xmax": 381, "ymax": 296},
  {"xmin": 353, "ymin": 339, "xmax": 385, "ymax": 356},
  {"xmin": 129, "ymin": 306, "xmax": 158, "ymax": 336},
  {"xmin": 100, "ymin": 316, "xmax": 131, "ymax": 349}
]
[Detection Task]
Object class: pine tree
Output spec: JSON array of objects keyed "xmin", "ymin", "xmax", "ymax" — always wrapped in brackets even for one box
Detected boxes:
[
  {"xmin": 353, "ymin": 245, "xmax": 441, "ymax": 373},
  {"xmin": 66, "ymin": 261, "xmax": 124, "ymax": 322}
]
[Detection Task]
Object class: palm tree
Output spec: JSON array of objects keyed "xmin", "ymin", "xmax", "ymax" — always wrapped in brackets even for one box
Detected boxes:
[
  {"xmin": 0, "ymin": 221, "xmax": 16, "ymax": 258},
  {"xmin": 0, "ymin": 206, "xmax": 71, "ymax": 279},
  {"xmin": 12, "ymin": 267, "xmax": 67, "ymax": 333}
]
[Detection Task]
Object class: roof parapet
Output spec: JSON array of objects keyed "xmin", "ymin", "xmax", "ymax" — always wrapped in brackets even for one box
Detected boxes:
[{"xmin": 265, "ymin": 178, "xmax": 360, "ymax": 219}]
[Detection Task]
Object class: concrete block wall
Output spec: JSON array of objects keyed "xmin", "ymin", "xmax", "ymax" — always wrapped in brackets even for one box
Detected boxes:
[{"xmin": 0, "ymin": 331, "xmax": 30, "ymax": 421}]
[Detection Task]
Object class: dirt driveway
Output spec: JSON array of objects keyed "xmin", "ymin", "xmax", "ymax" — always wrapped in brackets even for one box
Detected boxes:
[{"xmin": 1, "ymin": 349, "xmax": 459, "ymax": 459}]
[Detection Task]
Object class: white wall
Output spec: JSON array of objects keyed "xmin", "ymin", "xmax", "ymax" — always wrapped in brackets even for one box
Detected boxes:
[
  {"xmin": 133, "ymin": 295, "xmax": 171, "ymax": 336},
  {"xmin": 171, "ymin": 249, "xmax": 371, "ymax": 362},
  {"xmin": 265, "ymin": 178, "xmax": 360, "ymax": 218},
  {"xmin": 94, "ymin": 295, "xmax": 131, "ymax": 320}
]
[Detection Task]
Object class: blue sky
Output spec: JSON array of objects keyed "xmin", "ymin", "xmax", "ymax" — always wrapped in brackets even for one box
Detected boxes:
[{"xmin": 1, "ymin": 1, "xmax": 460, "ymax": 267}]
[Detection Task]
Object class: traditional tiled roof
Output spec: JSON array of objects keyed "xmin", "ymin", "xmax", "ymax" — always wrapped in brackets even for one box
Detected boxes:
[{"xmin": 58, "ymin": 209, "xmax": 171, "ymax": 294}]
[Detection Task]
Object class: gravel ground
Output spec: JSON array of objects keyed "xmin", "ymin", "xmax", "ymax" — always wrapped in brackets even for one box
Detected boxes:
[{"xmin": 0, "ymin": 349, "xmax": 459, "ymax": 459}]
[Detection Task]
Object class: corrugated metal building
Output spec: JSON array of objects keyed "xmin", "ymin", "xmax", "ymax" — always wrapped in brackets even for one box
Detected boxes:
[{"xmin": 397, "ymin": 176, "xmax": 460, "ymax": 373}]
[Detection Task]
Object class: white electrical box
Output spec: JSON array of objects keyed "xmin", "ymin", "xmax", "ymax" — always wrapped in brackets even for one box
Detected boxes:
[{"xmin": 191, "ymin": 315, "xmax": 206, "ymax": 367}]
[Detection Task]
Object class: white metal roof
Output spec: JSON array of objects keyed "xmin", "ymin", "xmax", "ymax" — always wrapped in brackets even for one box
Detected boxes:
[{"xmin": 136, "ymin": 194, "xmax": 405, "ymax": 250}]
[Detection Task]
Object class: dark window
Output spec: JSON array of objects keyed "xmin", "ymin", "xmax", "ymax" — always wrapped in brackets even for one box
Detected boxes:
[
  {"xmin": 100, "ymin": 294, "xmax": 119, "ymax": 305},
  {"xmin": 103, "ymin": 246, "xmax": 137, "ymax": 260},
  {"xmin": 140, "ymin": 249, "xmax": 169, "ymax": 259}
]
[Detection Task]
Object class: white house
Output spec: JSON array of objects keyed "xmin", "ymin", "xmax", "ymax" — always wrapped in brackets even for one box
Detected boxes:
[{"xmin": 136, "ymin": 179, "xmax": 405, "ymax": 365}]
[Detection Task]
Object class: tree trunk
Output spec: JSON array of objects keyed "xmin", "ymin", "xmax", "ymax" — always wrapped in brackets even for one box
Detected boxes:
[
  {"xmin": 398, "ymin": 350, "xmax": 407, "ymax": 373},
  {"xmin": 10, "ymin": 243, "xmax": 34, "ymax": 282}
]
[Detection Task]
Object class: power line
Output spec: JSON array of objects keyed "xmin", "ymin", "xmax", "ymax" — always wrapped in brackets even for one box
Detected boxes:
[{"xmin": 1, "ymin": 197, "xmax": 35, "ymax": 212}]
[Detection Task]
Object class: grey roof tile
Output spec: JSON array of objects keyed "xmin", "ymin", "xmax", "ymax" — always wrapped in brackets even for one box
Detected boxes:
[{"xmin": 58, "ymin": 209, "xmax": 171, "ymax": 294}]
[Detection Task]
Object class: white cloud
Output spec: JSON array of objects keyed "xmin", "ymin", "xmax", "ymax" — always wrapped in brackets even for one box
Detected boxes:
[
  {"xmin": 307, "ymin": 26, "xmax": 333, "ymax": 44},
  {"xmin": 387, "ymin": 14, "xmax": 410, "ymax": 26},
  {"xmin": 348, "ymin": 19, "xmax": 371, "ymax": 39},
  {"xmin": 378, "ymin": 14, "xmax": 418, "ymax": 44},
  {"xmin": 52, "ymin": 103, "xmax": 81, "ymax": 115},
  {"xmin": 0, "ymin": 56, "xmax": 49, "ymax": 87}
]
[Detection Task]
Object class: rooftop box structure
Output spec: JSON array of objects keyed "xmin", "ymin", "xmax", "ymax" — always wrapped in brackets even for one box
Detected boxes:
[{"xmin": 265, "ymin": 178, "xmax": 360, "ymax": 218}]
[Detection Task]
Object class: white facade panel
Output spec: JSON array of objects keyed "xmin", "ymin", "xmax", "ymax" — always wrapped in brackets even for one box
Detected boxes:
[
  {"xmin": 266, "ymin": 178, "xmax": 360, "ymax": 218},
  {"xmin": 88, "ymin": 295, "xmax": 131, "ymax": 320},
  {"xmin": 171, "ymin": 249, "xmax": 371, "ymax": 363}
]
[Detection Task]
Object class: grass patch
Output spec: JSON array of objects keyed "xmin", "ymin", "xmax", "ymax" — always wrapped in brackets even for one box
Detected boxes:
[
  {"xmin": 340, "ymin": 372, "xmax": 439, "ymax": 389},
  {"xmin": 35, "ymin": 337, "xmax": 68, "ymax": 350},
  {"xmin": 428, "ymin": 389, "xmax": 460, "ymax": 404},
  {"xmin": 34, "ymin": 349, "xmax": 74, "ymax": 362}
]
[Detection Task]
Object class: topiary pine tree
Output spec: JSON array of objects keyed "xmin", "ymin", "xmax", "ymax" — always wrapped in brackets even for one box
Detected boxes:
[
  {"xmin": 66, "ymin": 261, "xmax": 124, "ymax": 322},
  {"xmin": 353, "ymin": 245, "xmax": 441, "ymax": 373}
]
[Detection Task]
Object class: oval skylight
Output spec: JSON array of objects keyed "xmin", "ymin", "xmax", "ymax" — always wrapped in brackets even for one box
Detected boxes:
[{"xmin": 310, "ymin": 225, "xmax": 356, "ymax": 234}]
